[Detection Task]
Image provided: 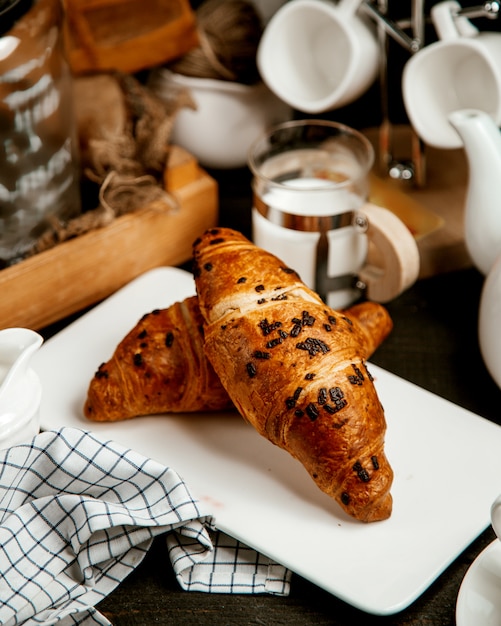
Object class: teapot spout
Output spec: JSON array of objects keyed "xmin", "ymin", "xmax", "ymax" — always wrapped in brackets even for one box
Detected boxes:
[{"xmin": 448, "ymin": 108, "xmax": 501, "ymax": 275}]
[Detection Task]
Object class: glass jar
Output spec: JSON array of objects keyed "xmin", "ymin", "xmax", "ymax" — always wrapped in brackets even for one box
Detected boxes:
[{"xmin": 0, "ymin": 0, "xmax": 81, "ymax": 267}]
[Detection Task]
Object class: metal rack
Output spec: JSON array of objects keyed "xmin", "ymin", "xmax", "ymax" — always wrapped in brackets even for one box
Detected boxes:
[{"xmin": 361, "ymin": 0, "xmax": 500, "ymax": 186}]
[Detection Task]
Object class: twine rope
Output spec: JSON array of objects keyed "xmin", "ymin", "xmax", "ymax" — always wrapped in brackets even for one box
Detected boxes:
[
  {"xmin": 168, "ymin": 0, "xmax": 263, "ymax": 85},
  {"xmin": 195, "ymin": 27, "xmax": 237, "ymax": 81}
]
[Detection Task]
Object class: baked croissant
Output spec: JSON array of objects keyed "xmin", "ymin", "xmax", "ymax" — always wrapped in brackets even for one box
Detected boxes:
[
  {"xmin": 193, "ymin": 227, "xmax": 394, "ymax": 522},
  {"xmin": 85, "ymin": 292, "xmax": 391, "ymax": 425},
  {"xmin": 84, "ymin": 295, "xmax": 234, "ymax": 421}
]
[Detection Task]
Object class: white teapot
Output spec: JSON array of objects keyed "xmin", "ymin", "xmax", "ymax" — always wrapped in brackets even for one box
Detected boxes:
[
  {"xmin": 448, "ymin": 109, "xmax": 501, "ymax": 276},
  {"xmin": 479, "ymin": 253, "xmax": 501, "ymax": 390},
  {"xmin": 448, "ymin": 109, "xmax": 501, "ymax": 389}
]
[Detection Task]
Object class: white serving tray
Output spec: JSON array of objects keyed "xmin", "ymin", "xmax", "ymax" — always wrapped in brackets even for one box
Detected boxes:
[{"xmin": 33, "ymin": 267, "xmax": 501, "ymax": 615}]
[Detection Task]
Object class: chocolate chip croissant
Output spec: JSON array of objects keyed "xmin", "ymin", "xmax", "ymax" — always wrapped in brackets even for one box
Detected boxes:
[
  {"xmin": 193, "ymin": 228, "xmax": 394, "ymax": 522},
  {"xmin": 84, "ymin": 291, "xmax": 389, "ymax": 424},
  {"xmin": 84, "ymin": 296, "xmax": 384, "ymax": 422},
  {"xmin": 84, "ymin": 295, "xmax": 234, "ymax": 421}
]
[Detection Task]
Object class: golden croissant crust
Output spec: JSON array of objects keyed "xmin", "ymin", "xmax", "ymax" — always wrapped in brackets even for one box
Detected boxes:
[
  {"xmin": 193, "ymin": 227, "xmax": 394, "ymax": 522},
  {"xmin": 84, "ymin": 293, "xmax": 390, "ymax": 427},
  {"xmin": 84, "ymin": 295, "xmax": 233, "ymax": 421}
]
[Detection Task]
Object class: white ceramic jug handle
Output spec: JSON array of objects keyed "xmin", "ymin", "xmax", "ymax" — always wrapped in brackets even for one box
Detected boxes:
[
  {"xmin": 431, "ymin": 0, "xmax": 478, "ymax": 41},
  {"xmin": 358, "ymin": 203, "xmax": 420, "ymax": 303}
]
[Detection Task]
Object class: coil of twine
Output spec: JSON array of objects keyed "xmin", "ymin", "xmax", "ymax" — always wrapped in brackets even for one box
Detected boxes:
[{"xmin": 168, "ymin": 0, "xmax": 263, "ymax": 85}]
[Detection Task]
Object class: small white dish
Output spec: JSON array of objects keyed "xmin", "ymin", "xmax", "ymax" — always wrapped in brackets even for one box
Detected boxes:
[
  {"xmin": 456, "ymin": 538, "xmax": 501, "ymax": 626},
  {"xmin": 0, "ymin": 328, "xmax": 43, "ymax": 450},
  {"xmin": 148, "ymin": 69, "xmax": 291, "ymax": 168}
]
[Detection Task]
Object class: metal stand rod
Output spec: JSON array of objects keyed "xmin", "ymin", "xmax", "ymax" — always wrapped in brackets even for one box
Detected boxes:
[
  {"xmin": 362, "ymin": 0, "xmax": 499, "ymax": 187},
  {"xmin": 456, "ymin": 1, "xmax": 500, "ymax": 18},
  {"xmin": 362, "ymin": 1, "xmax": 421, "ymax": 51}
]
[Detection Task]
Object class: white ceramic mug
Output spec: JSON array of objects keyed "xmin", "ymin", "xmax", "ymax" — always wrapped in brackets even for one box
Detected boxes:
[
  {"xmin": 402, "ymin": 0, "xmax": 501, "ymax": 150},
  {"xmin": 249, "ymin": 120, "xmax": 420, "ymax": 309},
  {"xmin": 256, "ymin": 0, "xmax": 379, "ymax": 114}
]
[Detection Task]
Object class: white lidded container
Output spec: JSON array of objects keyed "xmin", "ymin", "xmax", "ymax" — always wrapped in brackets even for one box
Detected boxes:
[
  {"xmin": 148, "ymin": 69, "xmax": 291, "ymax": 169},
  {"xmin": 0, "ymin": 327, "xmax": 43, "ymax": 449}
]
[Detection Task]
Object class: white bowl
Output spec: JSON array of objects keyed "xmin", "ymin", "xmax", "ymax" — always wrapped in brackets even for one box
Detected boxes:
[{"xmin": 149, "ymin": 69, "xmax": 291, "ymax": 169}]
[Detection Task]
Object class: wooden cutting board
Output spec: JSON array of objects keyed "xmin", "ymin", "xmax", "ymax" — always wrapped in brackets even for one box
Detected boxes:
[
  {"xmin": 364, "ymin": 125, "xmax": 470, "ymax": 279},
  {"xmin": 0, "ymin": 147, "xmax": 218, "ymax": 330}
]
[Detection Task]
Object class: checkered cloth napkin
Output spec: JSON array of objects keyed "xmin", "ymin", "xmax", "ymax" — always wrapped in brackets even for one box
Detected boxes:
[{"xmin": 0, "ymin": 428, "xmax": 291, "ymax": 626}]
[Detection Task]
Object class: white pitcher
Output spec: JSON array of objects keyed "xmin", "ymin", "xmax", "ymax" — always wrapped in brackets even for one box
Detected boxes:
[
  {"xmin": 448, "ymin": 108, "xmax": 501, "ymax": 276},
  {"xmin": 0, "ymin": 328, "xmax": 43, "ymax": 449}
]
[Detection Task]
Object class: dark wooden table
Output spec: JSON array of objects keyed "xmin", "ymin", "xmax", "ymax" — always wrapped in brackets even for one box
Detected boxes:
[{"xmin": 49, "ymin": 166, "xmax": 501, "ymax": 625}]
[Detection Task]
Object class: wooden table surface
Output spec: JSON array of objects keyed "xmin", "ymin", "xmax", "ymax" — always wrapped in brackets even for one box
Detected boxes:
[{"xmin": 43, "ymin": 166, "xmax": 501, "ymax": 625}]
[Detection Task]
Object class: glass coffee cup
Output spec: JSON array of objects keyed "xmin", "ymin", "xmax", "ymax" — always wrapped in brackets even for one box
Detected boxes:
[{"xmin": 249, "ymin": 119, "xmax": 419, "ymax": 309}]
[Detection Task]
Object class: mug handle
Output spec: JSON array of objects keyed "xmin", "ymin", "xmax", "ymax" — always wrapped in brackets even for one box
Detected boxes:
[
  {"xmin": 431, "ymin": 0, "xmax": 478, "ymax": 41},
  {"xmin": 358, "ymin": 203, "xmax": 420, "ymax": 303}
]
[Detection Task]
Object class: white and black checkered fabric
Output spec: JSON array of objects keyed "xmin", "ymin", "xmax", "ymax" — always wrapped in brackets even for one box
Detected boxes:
[
  {"xmin": 0, "ymin": 428, "xmax": 291, "ymax": 626},
  {"xmin": 168, "ymin": 526, "xmax": 292, "ymax": 595}
]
